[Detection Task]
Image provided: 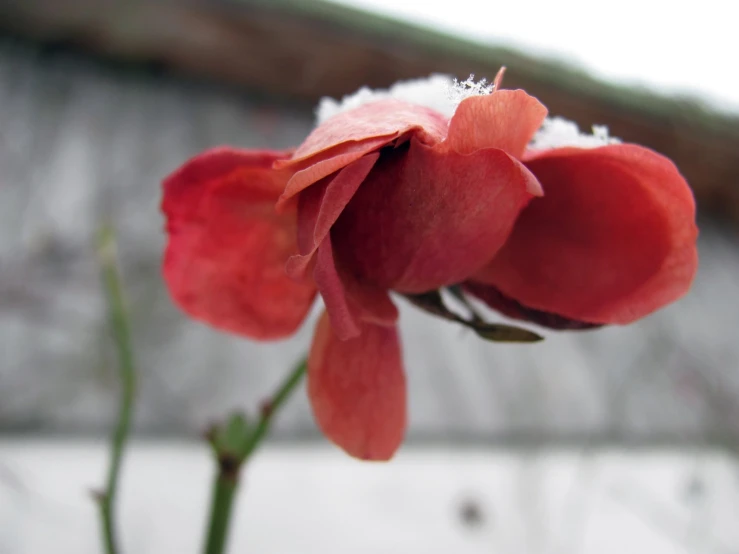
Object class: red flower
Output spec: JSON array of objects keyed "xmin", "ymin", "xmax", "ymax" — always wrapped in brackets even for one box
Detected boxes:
[{"xmin": 161, "ymin": 76, "xmax": 698, "ymax": 461}]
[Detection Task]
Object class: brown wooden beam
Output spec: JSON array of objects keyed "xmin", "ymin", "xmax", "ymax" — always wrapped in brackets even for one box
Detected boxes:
[{"xmin": 1, "ymin": 0, "xmax": 737, "ymax": 223}]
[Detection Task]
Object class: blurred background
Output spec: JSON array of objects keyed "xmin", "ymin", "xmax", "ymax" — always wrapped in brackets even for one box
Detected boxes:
[{"xmin": 0, "ymin": 0, "xmax": 738, "ymax": 552}]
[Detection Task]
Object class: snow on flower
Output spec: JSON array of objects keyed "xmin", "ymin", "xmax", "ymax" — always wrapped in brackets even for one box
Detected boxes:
[
  {"xmin": 529, "ymin": 116, "xmax": 622, "ymax": 150},
  {"xmin": 315, "ymin": 73, "xmax": 497, "ymax": 124}
]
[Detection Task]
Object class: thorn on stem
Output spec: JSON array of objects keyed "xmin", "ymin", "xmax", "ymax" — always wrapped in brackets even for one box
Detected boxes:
[
  {"xmin": 202, "ymin": 424, "xmax": 218, "ymax": 445},
  {"xmin": 259, "ymin": 399, "xmax": 273, "ymax": 419}
]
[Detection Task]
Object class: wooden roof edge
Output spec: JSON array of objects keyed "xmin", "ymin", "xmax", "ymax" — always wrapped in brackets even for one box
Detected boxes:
[
  {"xmin": 1, "ymin": 0, "xmax": 737, "ymax": 222},
  {"xmin": 246, "ymin": 0, "xmax": 739, "ymax": 132},
  {"xmin": 3, "ymin": 0, "xmax": 738, "ymax": 132}
]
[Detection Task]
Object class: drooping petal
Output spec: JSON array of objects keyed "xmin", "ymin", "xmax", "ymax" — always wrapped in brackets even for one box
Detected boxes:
[
  {"xmin": 444, "ymin": 90, "xmax": 548, "ymax": 158},
  {"xmin": 332, "ymin": 137, "xmax": 541, "ymax": 293},
  {"xmin": 475, "ymin": 144, "xmax": 698, "ymax": 324},
  {"xmin": 292, "ymin": 154, "xmax": 398, "ymax": 334},
  {"xmin": 313, "ymin": 238, "xmax": 361, "ymax": 340},
  {"xmin": 314, "ymin": 152, "xmax": 380, "ymax": 247},
  {"xmin": 276, "ymin": 136, "xmax": 390, "ymax": 212},
  {"xmin": 312, "ymin": 236, "xmax": 398, "ymax": 340},
  {"xmin": 295, "ymin": 175, "xmax": 327, "ymax": 256},
  {"xmin": 308, "ymin": 311, "xmax": 406, "ymax": 461},
  {"xmin": 162, "ymin": 148, "xmax": 317, "ymax": 340},
  {"xmin": 296, "ymin": 153, "xmax": 380, "ymax": 256},
  {"xmin": 275, "ymin": 99, "xmax": 448, "ymax": 209},
  {"xmin": 340, "ymin": 277, "xmax": 399, "ymax": 328}
]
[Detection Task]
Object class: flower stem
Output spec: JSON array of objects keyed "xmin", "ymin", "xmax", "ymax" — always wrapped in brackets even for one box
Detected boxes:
[
  {"xmin": 241, "ymin": 357, "xmax": 307, "ymax": 459},
  {"xmin": 203, "ymin": 471, "xmax": 239, "ymax": 554},
  {"xmin": 96, "ymin": 224, "xmax": 137, "ymax": 554},
  {"xmin": 202, "ymin": 357, "xmax": 307, "ymax": 554}
]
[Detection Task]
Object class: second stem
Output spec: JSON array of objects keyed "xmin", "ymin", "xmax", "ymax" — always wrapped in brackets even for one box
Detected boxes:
[{"xmin": 202, "ymin": 357, "xmax": 307, "ymax": 554}]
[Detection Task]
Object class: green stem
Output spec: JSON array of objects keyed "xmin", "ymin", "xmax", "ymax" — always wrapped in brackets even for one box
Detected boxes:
[
  {"xmin": 203, "ymin": 471, "xmax": 239, "ymax": 554},
  {"xmin": 96, "ymin": 224, "xmax": 137, "ymax": 554},
  {"xmin": 241, "ymin": 358, "xmax": 307, "ymax": 459},
  {"xmin": 202, "ymin": 357, "xmax": 307, "ymax": 554}
]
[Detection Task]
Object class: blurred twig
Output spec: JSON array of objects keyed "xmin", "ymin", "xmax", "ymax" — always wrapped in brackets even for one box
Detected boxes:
[
  {"xmin": 95, "ymin": 223, "xmax": 137, "ymax": 554},
  {"xmin": 202, "ymin": 357, "xmax": 307, "ymax": 554}
]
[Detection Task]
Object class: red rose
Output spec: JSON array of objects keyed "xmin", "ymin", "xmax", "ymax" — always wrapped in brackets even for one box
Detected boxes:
[{"xmin": 161, "ymin": 74, "xmax": 698, "ymax": 460}]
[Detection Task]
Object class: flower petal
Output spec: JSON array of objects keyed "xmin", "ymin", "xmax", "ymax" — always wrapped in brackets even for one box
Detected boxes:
[
  {"xmin": 476, "ymin": 144, "xmax": 698, "ymax": 324},
  {"xmin": 462, "ymin": 282, "xmax": 602, "ymax": 330},
  {"xmin": 308, "ymin": 310, "xmax": 406, "ymax": 461},
  {"xmin": 312, "ymin": 236, "xmax": 398, "ymax": 340},
  {"xmin": 444, "ymin": 90, "xmax": 548, "ymax": 158},
  {"xmin": 291, "ymin": 99, "xmax": 447, "ymax": 162},
  {"xmin": 162, "ymin": 147, "xmax": 287, "ymax": 219},
  {"xmin": 313, "ymin": 237, "xmax": 361, "ymax": 340},
  {"xmin": 296, "ymin": 153, "xmax": 380, "ymax": 256},
  {"xmin": 314, "ymin": 153, "xmax": 380, "ymax": 247},
  {"xmin": 332, "ymin": 138, "xmax": 540, "ymax": 293},
  {"xmin": 276, "ymin": 136, "xmax": 390, "ymax": 212},
  {"xmin": 162, "ymin": 148, "xmax": 317, "ymax": 340},
  {"xmin": 275, "ymin": 99, "xmax": 448, "ymax": 210}
]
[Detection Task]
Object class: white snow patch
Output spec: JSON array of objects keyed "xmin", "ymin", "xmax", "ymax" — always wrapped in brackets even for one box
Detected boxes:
[
  {"xmin": 529, "ymin": 116, "xmax": 622, "ymax": 150},
  {"xmin": 315, "ymin": 78, "xmax": 622, "ymax": 154},
  {"xmin": 1, "ymin": 440, "xmax": 738, "ymax": 554},
  {"xmin": 315, "ymin": 74, "xmax": 497, "ymax": 124}
]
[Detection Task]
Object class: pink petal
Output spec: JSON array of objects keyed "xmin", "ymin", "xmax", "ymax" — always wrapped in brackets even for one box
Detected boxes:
[
  {"xmin": 291, "ymin": 99, "xmax": 447, "ymax": 162},
  {"xmin": 313, "ymin": 237, "xmax": 361, "ymax": 340},
  {"xmin": 444, "ymin": 90, "xmax": 548, "ymax": 158},
  {"xmin": 162, "ymin": 148, "xmax": 317, "ymax": 340},
  {"xmin": 476, "ymin": 144, "xmax": 699, "ymax": 324},
  {"xmin": 296, "ymin": 153, "xmax": 380, "ymax": 256},
  {"xmin": 462, "ymin": 282, "xmax": 602, "ymax": 330},
  {"xmin": 314, "ymin": 153, "xmax": 380, "ymax": 247},
  {"xmin": 295, "ymin": 175, "xmax": 326, "ymax": 256},
  {"xmin": 275, "ymin": 99, "xmax": 448, "ymax": 210},
  {"xmin": 312, "ymin": 236, "xmax": 398, "ymax": 340},
  {"xmin": 340, "ymin": 277, "xmax": 399, "ymax": 328},
  {"xmin": 308, "ymin": 310, "xmax": 406, "ymax": 461},
  {"xmin": 332, "ymin": 138, "xmax": 541, "ymax": 293},
  {"xmin": 276, "ymin": 136, "xmax": 390, "ymax": 212},
  {"xmin": 162, "ymin": 147, "xmax": 286, "ymax": 220}
]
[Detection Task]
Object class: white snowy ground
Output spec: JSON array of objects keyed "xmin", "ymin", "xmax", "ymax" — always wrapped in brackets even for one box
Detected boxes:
[{"xmin": 1, "ymin": 441, "xmax": 738, "ymax": 554}]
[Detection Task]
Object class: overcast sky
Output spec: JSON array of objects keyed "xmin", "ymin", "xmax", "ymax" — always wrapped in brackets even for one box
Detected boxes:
[{"xmin": 333, "ymin": 0, "xmax": 739, "ymax": 113}]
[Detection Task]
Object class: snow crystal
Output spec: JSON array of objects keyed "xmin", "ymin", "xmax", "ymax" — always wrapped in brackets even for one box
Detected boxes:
[
  {"xmin": 447, "ymin": 74, "xmax": 495, "ymax": 105},
  {"xmin": 529, "ymin": 117, "xmax": 621, "ymax": 150},
  {"xmin": 315, "ymin": 73, "xmax": 498, "ymax": 124}
]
